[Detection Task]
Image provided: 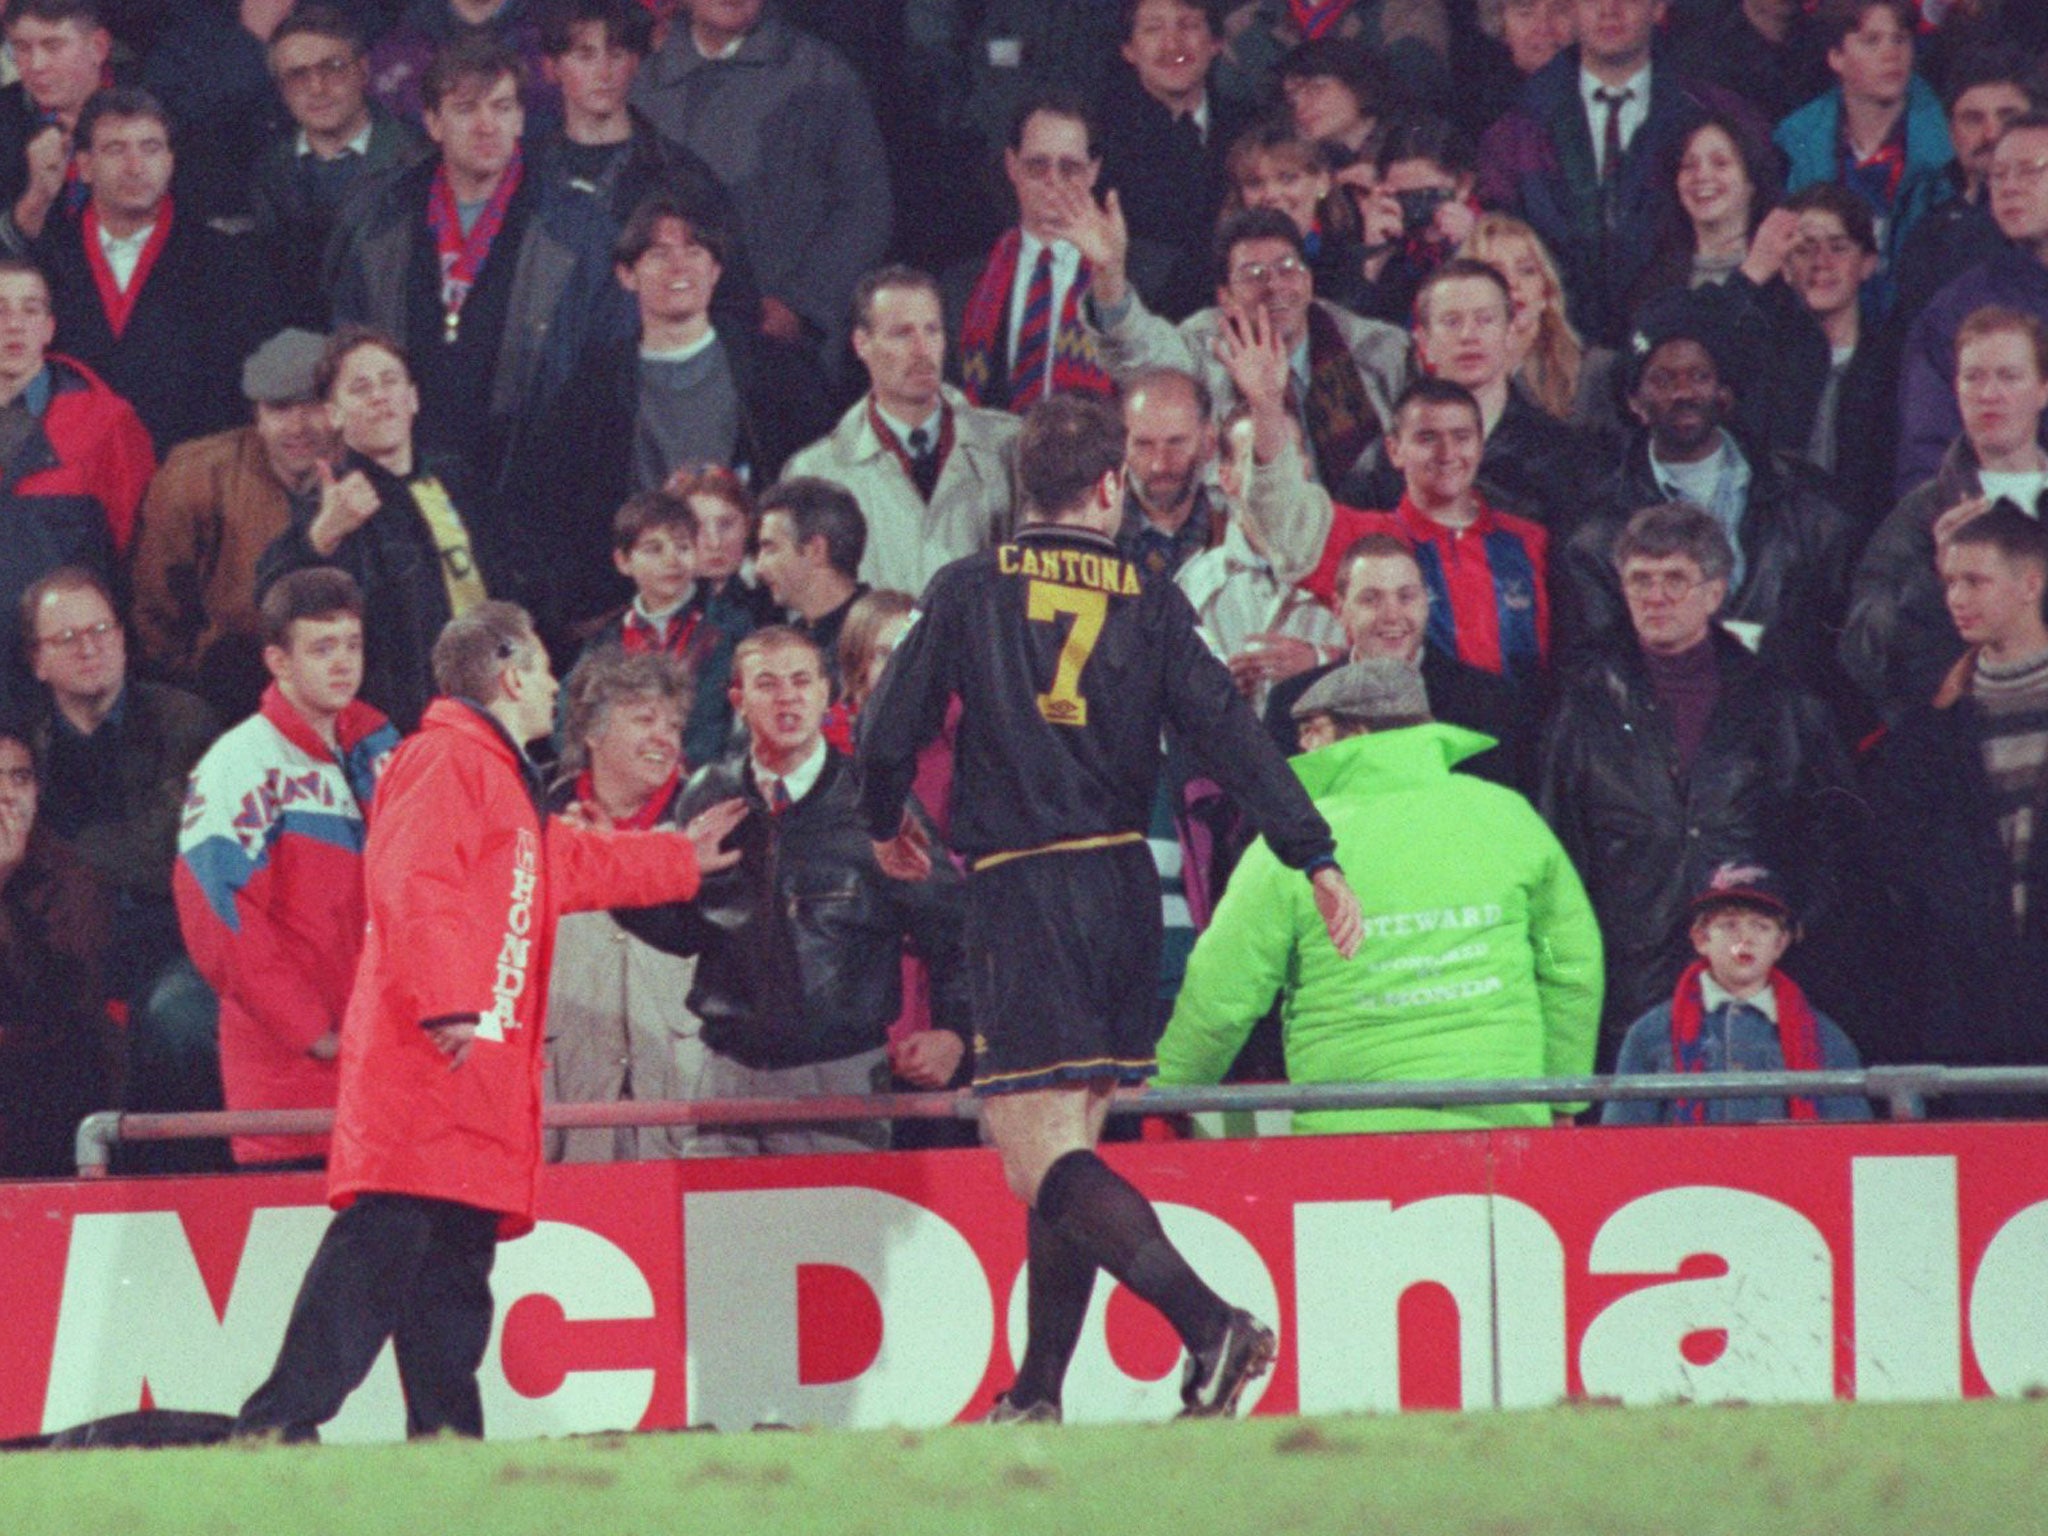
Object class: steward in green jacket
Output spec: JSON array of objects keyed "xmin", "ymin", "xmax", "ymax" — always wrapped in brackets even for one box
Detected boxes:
[{"xmin": 1157, "ymin": 661, "xmax": 1603, "ymax": 1133}]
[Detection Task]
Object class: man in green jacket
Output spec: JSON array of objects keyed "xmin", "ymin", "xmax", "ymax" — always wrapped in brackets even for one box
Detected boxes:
[{"xmin": 1158, "ymin": 659, "xmax": 1603, "ymax": 1133}]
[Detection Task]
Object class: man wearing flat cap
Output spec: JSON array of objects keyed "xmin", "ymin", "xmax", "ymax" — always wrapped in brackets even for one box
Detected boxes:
[
  {"xmin": 132, "ymin": 328, "xmax": 340, "ymax": 718},
  {"xmin": 1157, "ymin": 657, "xmax": 1603, "ymax": 1134}
]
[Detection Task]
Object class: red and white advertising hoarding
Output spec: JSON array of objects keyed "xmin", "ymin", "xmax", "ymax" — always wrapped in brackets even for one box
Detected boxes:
[{"xmin": 4, "ymin": 1123, "xmax": 2044, "ymax": 1442}]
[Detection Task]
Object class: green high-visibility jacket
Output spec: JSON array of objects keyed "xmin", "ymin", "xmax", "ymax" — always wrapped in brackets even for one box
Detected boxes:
[{"xmin": 1157, "ymin": 723, "xmax": 1604, "ymax": 1133}]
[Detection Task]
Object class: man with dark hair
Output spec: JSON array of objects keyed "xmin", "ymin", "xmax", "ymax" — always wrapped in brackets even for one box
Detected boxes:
[
  {"xmin": 251, "ymin": 6, "xmax": 425, "ymax": 329},
  {"xmin": 1848, "ymin": 305, "xmax": 2048, "ymax": 724},
  {"xmin": 631, "ymin": 0, "xmax": 890, "ymax": 363},
  {"xmin": 258, "ymin": 327, "xmax": 497, "ymax": 731},
  {"xmin": 1233, "ymin": 352, "xmax": 1555, "ymax": 695},
  {"xmin": 526, "ymin": 0, "xmax": 759, "ymax": 329},
  {"xmin": 1774, "ymin": 0, "xmax": 1952, "ymax": 321},
  {"xmin": 750, "ymin": 476, "xmax": 867, "ymax": 677},
  {"xmin": 858, "ymin": 392, "xmax": 1362, "ymax": 1424},
  {"xmin": 1780, "ymin": 183, "xmax": 1900, "ymax": 526},
  {"xmin": 1265, "ymin": 532, "xmax": 1537, "ymax": 789},
  {"xmin": 0, "ymin": 0, "xmax": 115, "ymax": 255},
  {"xmin": 1475, "ymin": 0, "xmax": 1769, "ymax": 347},
  {"xmin": 784, "ymin": 265, "xmax": 1019, "ymax": 597},
  {"xmin": 1094, "ymin": 0, "xmax": 1248, "ymax": 322},
  {"xmin": 1540, "ymin": 501, "xmax": 1851, "ymax": 1056},
  {"xmin": 233, "ymin": 600, "xmax": 741, "ymax": 1443},
  {"xmin": 0, "ymin": 256, "xmax": 152, "ymax": 721},
  {"xmin": 1558, "ymin": 319, "xmax": 1854, "ymax": 701},
  {"xmin": 954, "ymin": 91, "xmax": 1115, "ymax": 413},
  {"xmin": 1891, "ymin": 47, "xmax": 2036, "ymax": 327},
  {"xmin": 43, "ymin": 87, "xmax": 276, "ymax": 452},
  {"xmin": 1872, "ymin": 502, "xmax": 2048, "ymax": 1109},
  {"xmin": 1351, "ymin": 256, "xmax": 1590, "ymax": 526},
  {"xmin": 327, "ymin": 35, "xmax": 629, "ymax": 558},
  {"xmin": 618, "ymin": 624, "xmax": 967, "ymax": 1156},
  {"xmin": 175, "ymin": 567, "xmax": 400, "ymax": 1169},
  {"xmin": 25, "ymin": 565, "xmax": 220, "ymax": 1156},
  {"xmin": 1896, "ymin": 112, "xmax": 2048, "ymax": 493},
  {"xmin": 131, "ymin": 328, "xmax": 338, "ymax": 718},
  {"xmin": 513, "ymin": 191, "xmax": 826, "ymax": 639},
  {"xmin": 1074, "ymin": 199, "xmax": 1410, "ymax": 496}
]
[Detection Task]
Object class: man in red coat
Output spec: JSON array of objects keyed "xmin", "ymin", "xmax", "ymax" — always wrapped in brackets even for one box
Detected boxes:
[{"xmin": 234, "ymin": 600, "xmax": 744, "ymax": 1442}]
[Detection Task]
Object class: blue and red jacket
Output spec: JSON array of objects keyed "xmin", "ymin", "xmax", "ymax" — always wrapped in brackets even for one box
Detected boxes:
[
  {"xmin": 1303, "ymin": 493, "xmax": 1551, "ymax": 685},
  {"xmin": 173, "ymin": 686, "xmax": 399, "ymax": 1163}
]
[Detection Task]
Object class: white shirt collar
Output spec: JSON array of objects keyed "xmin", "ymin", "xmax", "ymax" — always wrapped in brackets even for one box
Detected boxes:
[
  {"xmin": 874, "ymin": 401, "xmax": 944, "ymax": 446},
  {"xmin": 641, "ymin": 325, "xmax": 720, "ymax": 365},
  {"xmin": 630, "ymin": 591, "xmax": 690, "ymax": 629},
  {"xmin": 295, "ymin": 119, "xmax": 374, "ymax": 160},
  {"xmin": 752, "ymin": 736, "xmax": 828, "ymax": 807},
  {"xmin": 1580, "ymin": 62, "xmax": 1651, "ymax": 112},
  {"xmin": 1702, "ymin": 973, "xmax": 1777, "ymax": 1022}
]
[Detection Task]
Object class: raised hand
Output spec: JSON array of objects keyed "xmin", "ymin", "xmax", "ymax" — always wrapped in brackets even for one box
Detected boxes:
[
  {"xmin": 683, "ymin": 797, "xmax": 749, "ymax": 873},
  {"xmin": 1740, "ymin": 207, "xmax": 1803, "ymax": 287},
  {"xmin": 308, "ymin": 460, "xmax": 381, "ymax": 557},
  {"xmin": 1048, "ymin": 183, "xmax": 1129, "ymax": 308}
]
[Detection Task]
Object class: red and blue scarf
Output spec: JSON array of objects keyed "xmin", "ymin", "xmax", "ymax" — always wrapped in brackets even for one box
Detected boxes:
[
  {"xmin": 427, "ymin": 149, "xmax": 524, "ymax": 341},
  {"xmin": 958, "ymin": 229, "xmax": 1112, "ymax": 411}
]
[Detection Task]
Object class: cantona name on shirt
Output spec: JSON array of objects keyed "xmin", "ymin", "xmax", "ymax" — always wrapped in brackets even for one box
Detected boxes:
[{"xmin": 998, "ymin": 543, "xmax": 1142, "ymax": 596}]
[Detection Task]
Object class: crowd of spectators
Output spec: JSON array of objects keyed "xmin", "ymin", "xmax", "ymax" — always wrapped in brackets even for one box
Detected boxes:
[{"xmin": 0, "ymin": 0, "xmax": 2046, "ymax": 1176}]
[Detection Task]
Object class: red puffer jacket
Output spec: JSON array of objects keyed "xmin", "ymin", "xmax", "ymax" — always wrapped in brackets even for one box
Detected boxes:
[{"xmin": 327, "ymin": 698, "xmax": 701, "ymax": 1236}]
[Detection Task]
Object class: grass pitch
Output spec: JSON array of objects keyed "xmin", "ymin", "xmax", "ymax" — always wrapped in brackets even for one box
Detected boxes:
[{"xmin": 3, "ymin": 1400, "xmax": 2045, "ymax": 1536}]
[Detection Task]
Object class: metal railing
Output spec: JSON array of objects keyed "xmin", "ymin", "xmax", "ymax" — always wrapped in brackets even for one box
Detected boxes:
[{"xmin": 70, "ymin": 1064, "xmax": 2048, "ymax": 1176}]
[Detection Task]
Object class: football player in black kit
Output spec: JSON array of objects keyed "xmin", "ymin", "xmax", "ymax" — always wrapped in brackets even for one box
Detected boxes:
[{"xmin": 858, "ymin": 394, "xmax": 1364, "ymax": 1424}]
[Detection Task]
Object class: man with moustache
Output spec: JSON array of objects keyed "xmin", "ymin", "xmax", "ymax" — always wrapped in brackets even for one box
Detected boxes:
[{"xmin": 784, "ymin": 266, "xmax": 1018, "ymax": 599}]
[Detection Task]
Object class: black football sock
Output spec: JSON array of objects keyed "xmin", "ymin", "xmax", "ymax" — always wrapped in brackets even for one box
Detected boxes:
[
  {"xmin": 1034, "ymin": 1149, "xmax": 1230, "ymax": 1354},
  {"xmin": 1008, "ymin": 1207, "xmax": 1096, "ymax": 1409}
]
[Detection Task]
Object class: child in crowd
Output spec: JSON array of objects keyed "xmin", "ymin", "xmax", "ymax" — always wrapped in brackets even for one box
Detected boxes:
[
  {"xmin": 573, "ymin": 490, "xmax": 739, "ymax": 768},
  {"xmin": 1603, "ymin": 863, "xmax": 1871, "ymax": 1126}
]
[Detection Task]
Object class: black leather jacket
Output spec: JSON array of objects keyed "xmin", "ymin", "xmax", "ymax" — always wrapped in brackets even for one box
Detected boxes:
[
  {"xmin": 1537, "ymin": 630, "xmax": 1857, "ymax": 1043},
  {"xmin": 1556, "ymin": 432, "xmax": 1857, "ymax": 704},
  {"xmin": 617, "ymin": 747, "xmax": 967, "ymax": 1071}
]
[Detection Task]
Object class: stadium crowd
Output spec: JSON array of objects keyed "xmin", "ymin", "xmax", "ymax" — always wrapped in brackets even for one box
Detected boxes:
[{"xmin": 0, "ymin": 0, "xmax": 2045, "ymax": 1177}]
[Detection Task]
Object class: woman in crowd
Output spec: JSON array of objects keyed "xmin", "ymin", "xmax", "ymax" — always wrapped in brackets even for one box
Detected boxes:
[
  {"xmin": 1461, "ymin": 211, "xmax": 1622, "ymax": 444},
  {"xmin": 1222, "ymin": 120, "xmax": 1369, "ymax": 314},
  {"xmin": 1627, "ymin": 113, "xmax": 1786, "ymax": 311}
]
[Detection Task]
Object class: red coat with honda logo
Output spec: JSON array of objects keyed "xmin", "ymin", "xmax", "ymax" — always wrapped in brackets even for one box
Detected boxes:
[{"xmin": 327, "ymin": 698, "xmax": 702, "ymax": 1237}]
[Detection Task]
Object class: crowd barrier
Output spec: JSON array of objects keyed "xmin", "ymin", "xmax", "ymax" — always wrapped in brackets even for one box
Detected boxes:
[{"xmin": 2, "ymin": 1073, "xmax": 2044, "ymax": 1443}]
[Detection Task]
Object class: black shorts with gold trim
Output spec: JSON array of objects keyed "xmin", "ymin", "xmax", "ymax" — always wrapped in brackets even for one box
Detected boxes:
[{"xmin": 965, "ymin": 835, "xmax": 1162, "ymax": 1096}]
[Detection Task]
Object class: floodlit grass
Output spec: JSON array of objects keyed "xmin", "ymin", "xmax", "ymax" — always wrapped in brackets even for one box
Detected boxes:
[{"xmin": 4, "ymin": 1400, "xmax": 2047, "ymax": 1536}]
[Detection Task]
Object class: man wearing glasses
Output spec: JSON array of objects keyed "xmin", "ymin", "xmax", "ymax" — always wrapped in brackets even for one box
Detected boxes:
[
  {"xmin": 1898, "ymin": 112, "xmax": 2048, "ymax": 494},
  {"xmin": 1538, "ymin": 501, "xmax": 1853, "ymax": 1064},
  {"xmin": 252, "ymin": 5, "xmax": 423, "ymax": 328},
  {"xmin": 24, "ymin": 565, "xmax": 221, "ymax": 1162},
  {"xmin": 0, "ymin": 257, "xmax": 153, "ymax": 721},
  {"xmin": 1068, "ymin": 195, "xmax": 1409, "ymax": 498}
]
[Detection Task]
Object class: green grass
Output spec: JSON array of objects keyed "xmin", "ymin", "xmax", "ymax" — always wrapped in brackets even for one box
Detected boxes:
[{"xmin": 4, "ymin": 1401, "xmax": 2047, "ymax": 1536}]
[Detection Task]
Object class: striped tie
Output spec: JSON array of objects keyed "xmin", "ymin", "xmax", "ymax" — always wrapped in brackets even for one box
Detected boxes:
[{"xmin": 1011, "ymin": 246, "xmax": 1055, "ymax": 409}]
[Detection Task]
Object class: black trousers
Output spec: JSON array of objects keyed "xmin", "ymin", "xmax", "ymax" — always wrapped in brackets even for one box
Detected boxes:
[{"xmin": 235, "ymin": 1192, "xmax": 500, "ymax": 1441}]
